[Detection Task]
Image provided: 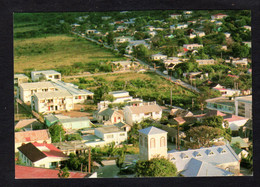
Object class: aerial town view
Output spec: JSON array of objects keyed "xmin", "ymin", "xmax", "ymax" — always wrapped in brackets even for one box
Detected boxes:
[{"xmin": 14, "ymin": 10, "xmax": 252, "ymax": 178}]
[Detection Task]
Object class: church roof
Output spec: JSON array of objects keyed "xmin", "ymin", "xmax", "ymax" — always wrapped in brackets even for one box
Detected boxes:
[{"xmin": 139, "ymin": 126, "xmax": 167, "ymax": 135}]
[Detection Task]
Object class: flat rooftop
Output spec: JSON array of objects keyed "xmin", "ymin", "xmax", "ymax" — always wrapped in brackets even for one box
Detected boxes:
[{"xmin": 95, "ymin": 125, "xmax": 123, "ymax": 134}]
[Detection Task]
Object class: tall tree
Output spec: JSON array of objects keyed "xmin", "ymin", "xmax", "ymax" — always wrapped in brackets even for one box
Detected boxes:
[
  {"xmin": 49, "ymin": 123, "xmax": 65, "ymax": 143},
  {"xmin": 136, "ymin": 157, "xmax": 177, "ymax": 177}
]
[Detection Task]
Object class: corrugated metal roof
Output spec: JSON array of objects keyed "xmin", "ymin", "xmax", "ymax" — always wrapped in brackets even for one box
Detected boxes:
[
  {"xmin": 52, "ymin": 81, "xmax": 93, "ymax": 96},
  {"xmin": 15, "ymin": 129, "xmax": 51, "ymax": 143},
  {"xmin": 20, "ymin": 82, "xmax": 55, "ymax": 90}
]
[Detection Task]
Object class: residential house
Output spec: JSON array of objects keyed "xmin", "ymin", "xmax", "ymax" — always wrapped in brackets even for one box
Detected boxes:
[
  {"xmin": 117, "ymin": 26, "xmax": 128, "ymax": 32},
  {"xmin": 18, "ymin": 82, "xmax": 57, "ymax": 103},
  {"xmin": 124, "ymin": 102, "xmax": 162, "ymax": 125},
  {"xmin": 15, "ymin": 118, "xmax": 39, "ymax": 130},
  {"xmin": 114, "ymin": 36, "xmax": 132, "ymax": 43},
  {"xmin": 31, "ymin": 70, "xmax": 61, "ymax": 82},
  {"xmin": 211, "ymin": 13, "xmax": 228, "ymax": 20},
  {"xmin": 139, "ymin": 126, "xmax": 168, "ymax": 161},
  {"xmin": 114, "ymin": 121, "xmax": 132, "ymax": 132},
  {"xmin": 232, "ymin": 58, "xmax": 248, "ymax": 67},
  {"xmin": 223, "ymin": 114, "xmax": 249, "ymax": 131},
  {"xmin": 18, "ymin": 142, "xmax": 69, "ymax": 168},
  {"xmin": 184, "ymin": 11, "xmax": 193, "ymax": 14},
  {"xmin": 147, "ymin": 31, "xmax": 157, "ymax": 37},
  {"xmin": 183, "ymin": 44, "xmax": 203, "ymax": 50},
  {"xmin": 86, "ymin": 29, "xmax": 98, "ymax": 34},
  {"xmin": 224, "ymin": 32, "xmax": 231, "ymax": 38},
  {"xmin": 14, "ymin": 74, "xmax": 29, "ymax": 85},
  {"xmin": 215, "ymin": 21, "xmax": 223, "ymax": 26},
  {"xmin": 206, "ymin": 97, "xmax": 235, "ymax": 114},
  {"xmin": 243, "ymin": 41, "xmax": 251, "ymax": 48},
  {"xmin": 235, "ymin": 95, "xmax": 252, "ymax": 119},
  {"xmin": 168, "ymin": 144, "xmax": 240, "ymax": 176},
  {"xmin": 196, "ymin": 59, "xmax": 215, "ymax": 66},
  {"xmin": 170, "ymin": 108, "xmax": 193, "ymax": 117},
  {"xmin": 243, "ymin": 26, "xmax": 251, "ymax": 31},
  {"xmin": 212, "ymin": 84, "xmax": 240, "ymax": 97},
  {"xmin": 163, "ymin": 57, "xmax": 183, "ymax": 69},
  {"xmin": 94, "ymin": 125, "xmax": 127, "ymax": 145},
  {"xmin": 189, "ymin": 33, "xmax": 196, "ymax": 39},
  {"xmin": 101, "ymin": 16, "xmax": 111, "ymax": 20},
  {"xmin": 196, "ymin": 31, "xmax": 206, "ymax": 37},
  {"xmin": 52, "ymin": 80, "xmax": 94, "ymax": 104},
  {"xmin": 150, "ymin": 54, "xmax": 167, "ymax": 61},
  {"xmin": 59, "ymin": 116, "xmax": 92, "ymax": 130},
  {"xmin": 15, "ymin": 165, "xmax": 96, "ymax": 179},
  {"xmin": 98, "ymin": 90, "xmax": 143, "ymax": 110},
  {"xmin": 15, "ymin": 129, "xmax": 52, "ymax": 152},
  {"xmin": 170, "ymin": 14, "xmax": 182, "ymax": 19},
  {"xmin": 112, "ymin": 60, "xmax": 139, "ymax": 70},
  {"xmin": 230, "ymin": 136, "xmax": 249, "ymax": 149},
  {"xmin": 95, "ymin": 108, "xmax": 124, "ymax": 125},
  {"xmin": 170, "ymin": 24, "xmax": 188, "ymax": 30},
  {"xmin": 125, "ymin": 40, "xmax": 150, "ymax": 54},
  {"xmin": 53, "ymin": 141, "xmax": 89, "ymax": 156},
  {"xmin": 31, "ymin": 90, "xmax": 74, "ymax": 113}
]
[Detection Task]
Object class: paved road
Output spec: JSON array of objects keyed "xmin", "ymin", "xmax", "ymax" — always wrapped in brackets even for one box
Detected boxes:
[{"xmin": 71, "ymin": 31, "xmax": 200, "ymax": 93}]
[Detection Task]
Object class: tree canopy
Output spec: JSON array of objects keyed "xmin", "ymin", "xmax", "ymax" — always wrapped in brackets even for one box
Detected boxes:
[
  {"xmin": 136, "ymin": 157, "xmax": 177, "ymax": 177},
  {"xmin": 49, "ymin": 123, "xmax": 65, "ymax": 143}
]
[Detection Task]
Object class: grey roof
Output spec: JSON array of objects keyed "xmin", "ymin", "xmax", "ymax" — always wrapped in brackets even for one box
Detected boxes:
[
  {"xmin": 59, "ymin": 117, "xmax": 90, "ymax": 124},
  {"xmin": 34, "ymin": 90, "xmax": 72, "ymax": 99},
  {"xmin": 32, "ymin": 70, "xmax": 61, "ymax": 75},
  {"xmin": 95, "ymin": 125, "xmax": 124, "ymax": 134},
  {"xmin": 14, "ymin": 74, "xmax": 29, "ymax": 79},
  {"xmin": 139, "ymin": 126, "xmax": 167, "ymax": 135},
  {"xmin": 44, "ymin": 114, "xmax": 59, "ymax": 123},
  {"xmin": 20, "ymin": 82, "xmax": 55, "ymax": 90},
  {"xmin": 168, "ymin": 144, "xmax": 239, "ymax": 176},
  {"xmin": 182, "ymin": 158, "xmax": 233, "ymax": 177},
  {"xmin": 109, "ymin": 90, "xmax": 129, "ymax": 95},
  {"xmin": 98, "ymin": 108, "xmax": 122, "ymax": 117},
  {"xmin": 52, "ymin": 81, "xmax": 93, "ymax": 96}
]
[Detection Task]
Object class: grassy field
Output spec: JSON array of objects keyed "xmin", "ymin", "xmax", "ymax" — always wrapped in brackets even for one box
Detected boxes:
[
  {"xmin": 64, "ymin": 71, "xmax": 198, "ymax": 108},
  {"xmin": 14, "ymin": 35, "xmax": 126, "ymax": 73}
]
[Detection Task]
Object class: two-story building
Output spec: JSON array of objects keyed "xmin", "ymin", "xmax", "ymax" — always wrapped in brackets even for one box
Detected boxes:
[
  {"xmin": 183, "ymin": 44, "xmax": 203, "ymax": 50},
  {"xmin": 124, "ymin": 102, "xmax": 162, "ymax": 125},
  {"xmin": 94, "ymin": 108, "xmax": 124, "ymax": 125},
  {"xmin": 235, "ymin": 95, "xmax": 252, "ymax": 119},
  {"xmin": 31, "ymin": 70, "xmax": 61, "ymax": 82},
  {"xmin": 31, "ymin": 90, "xmax": 74, "ymax": 113}
]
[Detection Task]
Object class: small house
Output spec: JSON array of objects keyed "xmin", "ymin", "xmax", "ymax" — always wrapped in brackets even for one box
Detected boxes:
[{"xmin": 31, "ymin": 70, "xmax": 61, "ymax": 82}]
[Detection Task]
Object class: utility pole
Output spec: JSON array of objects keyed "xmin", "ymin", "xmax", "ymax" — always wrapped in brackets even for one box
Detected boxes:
[
  {"xmin": 177, "ymin": 123, "xmax": 180, "ymax": 150},
  {"xmin": 170, "ymin": 87, "xmax": 173, "ymax": 107},
  {"xmin": 88, "ymin": 147, "xmax": 91, "ymax": 174},
  {"xmin": 192, "ymin": 98, "xmax": 194, "ymax": 110}
]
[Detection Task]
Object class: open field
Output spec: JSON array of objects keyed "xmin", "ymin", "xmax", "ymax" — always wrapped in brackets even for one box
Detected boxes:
[
  {"xmin": 14, "ymin": 35, "xmax": 126, "ymax": 73},
  {"xmin": 65, "ymin": 71, "xmax": 198, "ymax": 108}
]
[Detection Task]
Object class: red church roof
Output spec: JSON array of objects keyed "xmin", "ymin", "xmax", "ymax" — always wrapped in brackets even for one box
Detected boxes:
[{"xmin": 15, "ymin": 165, "xmax": 87, "ymax": 179}]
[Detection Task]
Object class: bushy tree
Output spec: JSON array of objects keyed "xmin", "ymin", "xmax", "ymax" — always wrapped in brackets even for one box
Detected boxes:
[
  {"xmin": 203, "ymin": 116, "xmax": 224, "ymax": 129},
  {"xmin": 136, "ymin": 157, "xmax": 177, "ymax": 177},
  {"xmin": 49, "ymin": 123, "xmax": 65, "ymax": 143},
  {"xmin": 58, "ymin": 167, "xmax": 70, "ymax": 178}
]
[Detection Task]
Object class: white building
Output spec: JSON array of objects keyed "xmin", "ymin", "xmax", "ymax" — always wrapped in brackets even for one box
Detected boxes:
[
  {"xmin": 31, "ymin": 90, "xmax": 74, "ymax": 113},
  {"xmin": 235, "ymin": 95, "xmax": 252, "ymax": 119},
  {"xmin": 196, "ymin": 59, "xmax": 215, "ymax": 66},
  {"xmin": 18, "ymin": 82, "xmax": 57, "ymax": 103},
  {"xmin": 150, "ymin": 54, "xmax": 167, "ymax": 61},
  {"xmin": 114, "ymin": 36, "xmax": 132, "ymax": 43},
  {"xmin": 211, "ymin": 13, "xmax": 228, "ymax": 20},
  {"xmin": 232, "ymin": 58, "xmax": 248, "ymax": 67},
  {"xmin": 18, "ymin": 142, "xmax": 69, "ymax": 169},
  {"xmin": 94, "ymin": 125, "xmax": 127, "ymax": 145},
  {"xmin": 124, "ymin": 102, "xmax": 162, "ymax": 125},
  {"xmin": 183, "ymin": 44, "xmax": 203, "ymax": 50},
  {"xmin": 139, "ymin": 126, "xmax": 168, "ymax": 161},
  {"xmin": 52, "ymin": 80, "xmax": 94, "ymax": 104},
  {"xmin": 14, "ymin": 74, "xmax": 29, "ymax": 85},
  {"xmin": 170, "ymin": 14, "xmax": 182, "ymax": 19},
  {"xmin": 212, "ymin": 84, "xmax": 240, "ymax": 97},
  {"xmin": 31, "ymin": 70, "xmax": 61, "ymax": 82}
]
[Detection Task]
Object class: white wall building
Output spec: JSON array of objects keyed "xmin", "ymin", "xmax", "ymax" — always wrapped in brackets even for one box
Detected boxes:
[
  {"xmin": 124, "ymin": 102, "xmax": 162, "ymax": 125},
  {"xmin": 235, "ymin": 95, "xmax": 252, "ymax": 119},
  {"xmin": 19, "ymin": 82, "xmax": 57, "ymax": 103},
  {"xmin": 31, "ymin": 70, "xmax": 61, "ymax": 82},
  {"xmin": 150, "ymin": 54, "xmax": 167, "ymax": 61},
  {"xmin": 31, "ymin": 90, "xmax": 74, "ymax": 113},
  {"xmin": 183, "ymin": 44, "xmax": 203, "ymax": 50}
]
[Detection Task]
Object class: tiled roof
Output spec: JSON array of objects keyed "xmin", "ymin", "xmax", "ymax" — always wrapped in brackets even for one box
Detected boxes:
[
  {"xmin": 15, "ymin": 119, "xmax": 37, "ymax": 129},
  {"xmin": 224, "ymin": 115, "xmax": 248, "ymax": 122},
  {"xmin": 174, "ymin": 117, "xmax": 186, "ymax": 124},
  {"xmin": 128, "ymin": 104, "xmax": 162, "ymax": 114},
  {"xmin": 139, "ymin": 126, "xmax": 167, "ymax": 135},
  {"xmin": 15, "ymin": 165, "xmax": 87, "ymax": 179},
  {"xmin": 19, "ymin": 81, "xmax": 55, "ymax": 90},
  {"xmin": 15, "ymin": 129, "xmax": 51, "ymax": 143}
]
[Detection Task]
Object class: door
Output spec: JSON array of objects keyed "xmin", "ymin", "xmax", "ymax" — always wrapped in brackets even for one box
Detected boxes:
[{"xmin": 114, "ymin": 117, "xmax": 116, "ymax": 123}]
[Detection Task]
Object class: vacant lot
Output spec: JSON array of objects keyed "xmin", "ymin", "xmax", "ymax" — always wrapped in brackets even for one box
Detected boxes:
[
  {"xmin": 14, "ymin": 35, "xmax": 126, "ymax": 73},
  {"xmin": 64, "ymin": 72, "xmax": 198, "ymax": 108}
]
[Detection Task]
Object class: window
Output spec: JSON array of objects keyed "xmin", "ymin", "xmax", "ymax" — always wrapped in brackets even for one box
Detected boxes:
[
  {"xmin": 160, "ymin": 136, "xmax": 165, "ymax": 147},
  {"xmin": 107, "ymin": 135, "xmax": 114, "ymax": 139},
  {"xmin": 150, "ymin": 138, "xmax": 155, "ymax": 148},
  {"xmin": 171, "ymin": 157, "xmax": 176, "ymax": 160}
]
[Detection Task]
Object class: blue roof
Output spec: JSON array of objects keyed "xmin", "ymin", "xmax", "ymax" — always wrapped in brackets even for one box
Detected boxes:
[{"xmin": 139, "ymin": 126, "xmax": 167, "ymax": 135}]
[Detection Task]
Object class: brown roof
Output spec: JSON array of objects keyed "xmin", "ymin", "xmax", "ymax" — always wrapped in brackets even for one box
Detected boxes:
[
  {"xmin": 18, "ymin": 143, "xmax": 47, "ymax": 162},
  {"xmin": 128, "ymin": 104, "xmax": 162, "ymax": 114},
  {"xmin": 15, "ymin": 129, "xmax": 51, "ymax": 143},
  {"xmin": 170, "ymin": 109, "xmax": 193, "ymax": 117},
  {"xmin": 174, "ymin": 117, "xmax": 186, "ymax": 124},
  {"xmin": 15, "ymin": 119, "xmax": 37, "ymax": 129},
  {"xmin": 203, "ymin": 110, "xmax": 226, "ymax": 118}
]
